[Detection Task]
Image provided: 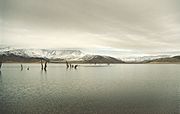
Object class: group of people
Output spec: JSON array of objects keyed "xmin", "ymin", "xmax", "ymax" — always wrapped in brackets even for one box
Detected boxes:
[
  {"xmin": 41, "ymin": 60, "xmax": 48, "ymax": 71},
  {"xmin": 66, "ymin": 61, "xmax": 78, "ymax": 69},
  {"xmin": 20, "ymin": 61, "xmax": 78, "ymax": 71},
  {"xmin": 0, "ymin": 58, "xmax": 78, "ymax": 71},
  {"xmin": 20, "ymin": 64, "xmax": 30, "ymax": 71}
]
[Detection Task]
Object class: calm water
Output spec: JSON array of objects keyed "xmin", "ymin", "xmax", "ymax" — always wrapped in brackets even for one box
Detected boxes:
[{"xmin": 0, "ymin": 64, "xmax": 179, "ymax": 114}]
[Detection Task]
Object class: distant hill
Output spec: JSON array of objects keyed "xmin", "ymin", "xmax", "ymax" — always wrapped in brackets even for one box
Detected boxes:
[
  {"xmin": 0, "ymin": 48, "xmax": 124, "ymax": 63},
  {"xmin": 0, "ymin": 53, "xmax": 43, "ymax": 63},
  {"xmin": 147, "ymin": 56, "xmax": 180, "ymax": 63},
  {"xmin": 82, "ymin": 55, "xmax": 125, "ymax": 63},
  {"xmin": 121, "ymin": 55, "xmax": 171, "ymax": 62}
]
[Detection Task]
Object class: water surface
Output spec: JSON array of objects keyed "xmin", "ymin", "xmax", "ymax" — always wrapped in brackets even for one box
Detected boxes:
[{"xmin": 0, "ymin": 64, "xmax": 179, "ymax": 114}]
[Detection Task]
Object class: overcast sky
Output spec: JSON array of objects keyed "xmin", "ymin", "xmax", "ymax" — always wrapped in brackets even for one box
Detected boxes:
[{"xmin": 0, "ymin": 0, "xmax": 180, "ymax": 57}]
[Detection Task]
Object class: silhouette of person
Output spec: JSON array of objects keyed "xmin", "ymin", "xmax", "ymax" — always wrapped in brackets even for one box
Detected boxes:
[
  {"xmin": 0, "ymin": 62, "xmax": 2, "ymax": 70},
  {"xmin": 74, "ymin": 65, "xmax": 78, "ymax": 69},
  {"xmin": 21, "ymin": 64, "xmax": 23, "ymax": 71},
  {"xmin": 0, "ymin": 56, "xmax": 3, "ymax": 70},
  {"xmin": 41, "ymin": 59, "xmax": 44, "ymax": 70},
  {"xmin": 44, "ymin": 61, "xmax": 48, "ymax": 71},
  {"xmin": 66, "ymin": 61, "xmax": 69, "ymax": 69}
]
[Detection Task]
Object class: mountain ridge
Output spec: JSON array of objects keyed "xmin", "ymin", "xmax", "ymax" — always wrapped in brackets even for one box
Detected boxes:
[
  {"xmin": 146, "ymin": 55, "xmax": 180, "ymax": 63},
  {"xmin": 0, "ymin": 48, "xmax": 124, "ymax": 63}
]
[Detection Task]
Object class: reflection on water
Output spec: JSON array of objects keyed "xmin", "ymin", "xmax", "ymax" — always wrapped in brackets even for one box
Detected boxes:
[
  {"xmin": 40, "ymin": 70, "xmax": 48, "ymax": 81},
  {"xmin": 0, "ymin": 71, "xmax": 2, "ymax": 83},
  {"xmin": 0, "ymin": 64, "xmax": 179, "ymax": 114}
]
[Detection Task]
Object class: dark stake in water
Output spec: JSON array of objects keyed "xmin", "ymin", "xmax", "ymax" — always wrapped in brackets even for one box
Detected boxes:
[{"xmin": 0, "ymin": 64, "xmax": 179, "ymax": 114}]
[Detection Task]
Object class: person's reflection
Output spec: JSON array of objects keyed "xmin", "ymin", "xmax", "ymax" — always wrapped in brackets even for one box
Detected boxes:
[
  {"xmin": 40, "ymin": 69, "xmax": 43, "ymax": 77},
  {"xmin": 0, "ymin": 71, "xmax": 2, "ymax": 83},
  {"xmin": 44, "ymin": 69, "xmax": 47, "ymax": 80},
  {"xmin": 40, "ymin": 70, "xmax": 47, "ymax": 81}
]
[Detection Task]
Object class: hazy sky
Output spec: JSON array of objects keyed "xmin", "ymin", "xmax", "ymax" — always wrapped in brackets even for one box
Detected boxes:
[{"xmin": 0, "ymin": 0, "xmax": 180, "ymax": 56}]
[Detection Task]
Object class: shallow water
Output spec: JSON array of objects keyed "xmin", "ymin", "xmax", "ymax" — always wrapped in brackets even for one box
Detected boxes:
[{"xmin": 0, "ymin": 64, "xmax": 179, "ymax": 114}]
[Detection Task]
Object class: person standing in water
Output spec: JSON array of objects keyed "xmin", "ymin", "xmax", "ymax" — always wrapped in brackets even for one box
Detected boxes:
[
  {"xmin": 0, "ymin": 55, "xmax": 3, "ymax": 70},
  {"xmin": 44, "ymin": 61, "xmax": 48, "ymax": 71},
  {"xmin": 41, "ymin": 59, "xmax": 44, "ymax": 70},
  {"xmin": 21, "ymin": 64, "xmax": 23, "ymax": 71},
  {"xmin": 66, "ymin": 61, "xmax": 69, "ymax": 69},
  {"xmin": 74, "ymin": 65, "xmax": 78, "ymax": 69},
  {"xmin": 0, "ymin": 62, "xmax": 2, "ymax": 70}
]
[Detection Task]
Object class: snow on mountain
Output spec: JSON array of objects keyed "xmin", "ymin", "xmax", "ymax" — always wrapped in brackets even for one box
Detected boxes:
[
  {"xmin": 121, "ymin": 55, "xmax": 171, "ymax": 62},
  {"xmin": 82, "ymin": 54, "xmax": 116, "ymax": 61},
  {"xmin": 0, "ymin": 48, "xmax": 174, "ymax": 63},
  {"xmin": 0, "ymin": 48, "xmax": 173, "ymax": 63},
  {"xmin": 0, "ymin": 48, "xmax": 85, "ymax": 61},
  {"xmin": 0, "ymin": 47, "xmax": 13, "ymax": 53},
  {"xmin": 0, "ymin": 48, "xmax": 125, "ymax": 63}
]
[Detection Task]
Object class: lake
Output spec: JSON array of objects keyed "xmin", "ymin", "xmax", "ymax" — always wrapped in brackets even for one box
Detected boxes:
[{"xmin": 0, "ymin": 64, "xmax": 179, "ymax": 114}]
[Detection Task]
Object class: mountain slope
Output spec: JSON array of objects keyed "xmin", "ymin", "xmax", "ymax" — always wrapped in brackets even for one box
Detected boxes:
[
  {"xmin": 0, "ymin": 53, "xmax": 42, "ymax": 63},
  {"xmin": 147, "ymin": 56, "xmax": 180, "ymax": 63},
  {"xmin": 0, "ymin": 48, "xmax": 124, "ymax": 63},
  {"xmin": 121, "ymin": 55, "xmax": 171, "ymax": 62},
  {"xmin": 82, "ymin": 55, "xmax": 124, "ymax": 63},
  {"xmin": 0, "ymin": 49, "xmax": 84, "ymax": 59}
]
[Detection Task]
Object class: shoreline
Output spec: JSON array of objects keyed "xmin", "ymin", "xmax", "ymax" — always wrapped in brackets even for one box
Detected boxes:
[{"xmin": 2, "ymin": 62, "xmax": 180, "ymax": 64}]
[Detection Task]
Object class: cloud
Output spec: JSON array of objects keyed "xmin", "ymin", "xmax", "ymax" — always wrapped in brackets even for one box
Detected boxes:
[{"xmin": 0, "ymin": 0, "xmax": 180, "ymax": 56}]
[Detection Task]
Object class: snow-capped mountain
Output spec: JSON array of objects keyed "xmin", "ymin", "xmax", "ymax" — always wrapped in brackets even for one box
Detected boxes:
[
  {"xmin": 0, "ymin": 48, "xmax": 124, "ymax": 63},
  {"xmin": 0, "ymin": 49, "xmax": 85, "ymax": 60},
  {"xmin": 121, "ymin": 55, "xmax": 172, "ymax": 62}
]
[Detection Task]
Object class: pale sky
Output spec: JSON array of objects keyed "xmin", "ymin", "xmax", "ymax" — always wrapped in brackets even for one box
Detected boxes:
[{"xmin": 0, "ymin": 0, "xmax": 180, "ymax": 57}]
